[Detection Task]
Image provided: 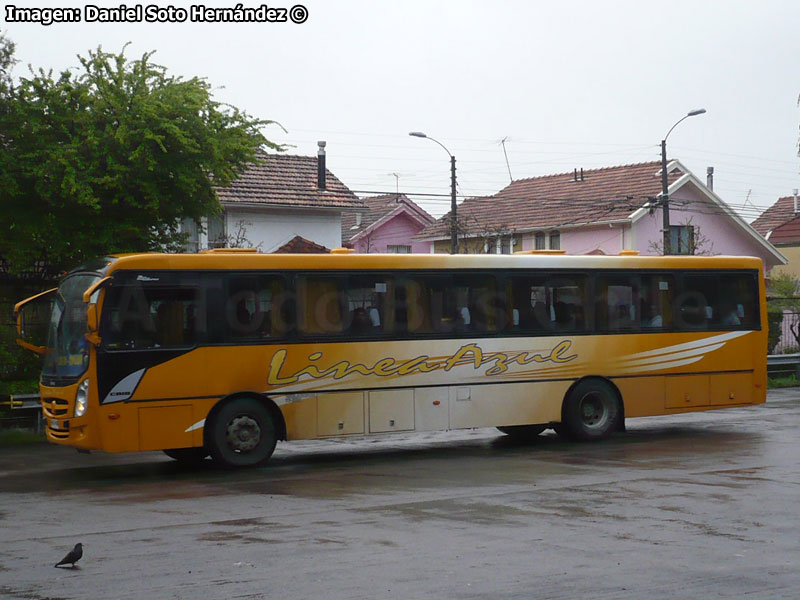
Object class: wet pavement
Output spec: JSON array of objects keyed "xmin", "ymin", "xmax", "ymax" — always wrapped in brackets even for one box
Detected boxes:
[{"xmin": 1, "ymin": 389, "xmax": 799, "ymax": 599}]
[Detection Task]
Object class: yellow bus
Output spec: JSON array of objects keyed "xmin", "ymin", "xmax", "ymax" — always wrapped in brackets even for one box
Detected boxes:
[{"xmin": 15, "ymin": 250, "xmax": 766, "ymax": 467}]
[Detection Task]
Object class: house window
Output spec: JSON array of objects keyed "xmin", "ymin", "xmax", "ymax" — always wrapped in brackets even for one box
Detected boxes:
[
  {"xmin": 670, "ymin": 225, "xmax": 695, "ymax": 255},
  {"xmin": 500, "ymin": 237, "xmax": 512, "ymax": 254},
  {"xmin": 535, "ymin": 232, "xmax": 546, "ymax": 250},
  {"xmin": 180, "ymin": 218, "xmax": 199, "ymax": 252},
  {"xmin": 207, "ymin": 215, "xmax": 225, "ymax": 249},
  {"xmin": 549, "ymin": 231, "xmax": 560, "ymax": 250},
  {"xmin": 387, "ymin": 245, "xmax": 411, "ymax": 254}
]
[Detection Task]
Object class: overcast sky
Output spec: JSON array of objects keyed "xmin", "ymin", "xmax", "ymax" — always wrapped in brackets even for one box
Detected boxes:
[{"xmin": 4, "ymin": 0, "xmax": 800, "ymax": 219}]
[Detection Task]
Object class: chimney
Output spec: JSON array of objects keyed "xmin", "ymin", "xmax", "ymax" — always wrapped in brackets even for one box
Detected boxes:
[
  {"xmin": 794, "ymin": 188, "xmax": 799, "ymax": 215},
  {"xmin": 317, "ymin": 141, "xmax": 326, "ymax": 190},
  {"xmin": 706, "ymin": 166, "xmax": 714, "ymax": 191}
]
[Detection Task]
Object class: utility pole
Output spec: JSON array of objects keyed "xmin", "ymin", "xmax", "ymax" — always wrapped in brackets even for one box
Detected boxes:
[
  {"xmin": 409, "ymin": 131, "xmax": 458, "ymax": 254},
  {"xmin": 449, "ymin": 154, "xmax": 457, "ymax": 253},
  {"xmin": 660, "ymin": 109, "xmax": 706, "ymax": 255},
  {"xmin": 661, "ymin": 139, "xmax": 670, "ymax": 255}
]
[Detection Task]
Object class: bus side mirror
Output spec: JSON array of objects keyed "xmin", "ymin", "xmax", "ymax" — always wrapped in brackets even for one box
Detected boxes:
[
  {"xmin": 85, "ymin": 304, "xmax": 102, "ymax": 346},
  {"xmin": 14, "ymin": 288, "xmax": 57, "ymax": 355},
  {"xmin": 87, "ymin": 304, "xmax": 99, "ymax": 333}
]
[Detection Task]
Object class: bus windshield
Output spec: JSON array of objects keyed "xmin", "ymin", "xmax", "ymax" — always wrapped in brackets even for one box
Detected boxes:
[{"xmin": 42, "ymin": 273, "xmax": 101, "ymax": 381}]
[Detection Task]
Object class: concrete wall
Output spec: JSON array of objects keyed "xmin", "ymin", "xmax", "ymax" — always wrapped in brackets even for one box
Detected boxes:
[
  {"xmin": 558, "ymin": 226, "xmax": 627, "ymax": 255},
  {"xmin": 224, "ymin": 206, "xmax": 342, "ymax": 252},
  {"xmin": 353, "ymin": 213, "xmax": 430, "ymax": 254},
  {"xmin": 631, "ymin": 185, "xmax": 779, "ymax": 267},
  {"xmin": 770, "ymin": 246, "xmax": 800, "ymax": 278}
]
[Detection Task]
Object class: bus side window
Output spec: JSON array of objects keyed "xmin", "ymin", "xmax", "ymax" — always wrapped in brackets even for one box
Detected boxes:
[
  {"xmin": 595, "ymin": 275, "xmax": 637, "ymax": 332},
  {"xmin": 223, "ymin": 274, "xmax": 289, "ymax": 341},
  {"xmin": 676, "ymin": 276, "xmax": 710, "ymax": 330},
  {"xmin": 103, "ymin": 276, "xmax": 201, "ymax": 350},
  {"xmin": 155, "ymin": 301, "xmax": 185, "ymax": 347},
  {"xmin": 548, "ymin": 276, "xmax": 588, "ymax": 332},
  {"xmin": 350, "ymin": 307, "xmax": 372, "ymax": 334},
  {"xmin": 456, "ymin": 274, "xmax": 503, "ymax": 334},
  {"xmin": 640, "ymin": 275, "xmax": 674, "ymax": 330},
  {"xmin": 714, "ymin": 274, "xmax": 758, "ymax": 329},
  {"xmin": 509, "ymin": 278, "xmax": 548, "ymax": 332},
  {"xmin": 345, "ymin": 276, "xmax": 393, "ymax": 337},
  {"xmin": 297, "ymin": 276, "xmax": 346, "ymax": 335},
  {"xmin": 400, "ymin": 277, "xmax": 436, "ymax": 334}
]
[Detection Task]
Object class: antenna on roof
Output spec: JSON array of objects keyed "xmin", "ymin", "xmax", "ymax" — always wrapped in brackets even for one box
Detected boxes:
[
  {"xmin": 390, "ymin": 172, "xmax": 400, "ymax": 195},
  {"xmin": 499, "ymin": 137, "xmax": 513, "ymax": 182}
]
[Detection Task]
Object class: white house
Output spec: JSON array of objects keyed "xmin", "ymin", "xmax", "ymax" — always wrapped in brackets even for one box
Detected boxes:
[{"xmin": 182, "ymin": 142, "xmax": 364, "ymax": 252}]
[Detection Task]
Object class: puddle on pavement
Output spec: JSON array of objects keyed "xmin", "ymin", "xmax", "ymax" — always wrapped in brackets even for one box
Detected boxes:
[{"xmin": 0, "ymin": 422, "xmax": 766, "ymax": 505}]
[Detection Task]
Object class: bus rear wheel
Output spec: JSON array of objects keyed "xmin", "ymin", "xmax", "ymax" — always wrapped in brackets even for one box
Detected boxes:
[
  {"xmin": 560, "ymin": 379, "xmax": 620, "ymax": 441},
  {"xmin": 207, "ymin": 397, "xmax": 277, "ymax": 468}
]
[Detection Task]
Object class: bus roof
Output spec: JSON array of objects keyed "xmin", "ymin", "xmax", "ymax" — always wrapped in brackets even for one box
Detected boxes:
[{"xmin": 103, "ymin": 251, "xmax": 764, "ymax": 273}]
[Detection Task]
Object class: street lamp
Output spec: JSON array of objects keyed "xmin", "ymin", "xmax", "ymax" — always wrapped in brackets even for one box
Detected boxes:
[
  {"xmin": 661, "ymin": 108, "xmax": 706, "ymax": 254},
  {"xmin": 409, "ymin": 131, "xmax": 458, "ymax": 254}
]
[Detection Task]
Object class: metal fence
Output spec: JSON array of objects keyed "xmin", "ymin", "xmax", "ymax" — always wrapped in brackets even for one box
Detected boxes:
[
  {"xmin": 0, "ymin": 394, "xmax": 43, "ymax": 432},
  {"xmin": 767, "ymin": 297, "xmax": 800, "ymax": 355}
]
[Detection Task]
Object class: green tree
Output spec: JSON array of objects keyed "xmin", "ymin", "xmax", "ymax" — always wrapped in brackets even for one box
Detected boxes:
[
  {"xmin": 0, "ymin": 40, "xmax": 281, "ymax": 279},
  {"xmin": 0, "ymin": 31, "xmax": 15, "ymax": 92}
]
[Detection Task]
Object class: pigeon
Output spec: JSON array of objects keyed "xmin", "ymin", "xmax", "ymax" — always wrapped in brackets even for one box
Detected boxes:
[{"xmin": 54, "ymin": 543, "xmax": 83, "ymax": 568}]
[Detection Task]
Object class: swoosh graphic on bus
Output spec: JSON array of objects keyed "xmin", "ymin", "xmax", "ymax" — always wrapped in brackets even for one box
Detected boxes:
[
  {"xmin": 616, "ymin": 331, "xmax": 751, "ymax": 373},
  {"xmin": 103, "ymin": 368, "xmax": 146, "ymax": 404},
  {"xmin": 624, "ymin": 331, "xmax": 750, "ymax": 360},
  {"xmin": 185, "ymin": 419, "xmax": 205, "ymax": 433}
]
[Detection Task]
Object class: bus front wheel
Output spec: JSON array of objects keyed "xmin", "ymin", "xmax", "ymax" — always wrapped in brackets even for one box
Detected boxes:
[
  {"xmin": 560, "ymin": 379, "xmax": 620, "ymax": 441},
  {"xmin": 207, "ymin": 397, "xmax": 277, "ymax": 468}
]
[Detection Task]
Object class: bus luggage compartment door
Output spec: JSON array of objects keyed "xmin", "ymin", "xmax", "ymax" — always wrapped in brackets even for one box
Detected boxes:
[
  {"xmin": 709, "ymin": 372, "xmax": 753, "ymax": 405},
  {"xmin": 368, "ymin": 390, "xmax": 415, "ymax": 433},
  {"xmin": 317, "ymin": 392, "xmax": 365, "ymax": 436},
  {"xmin": 665, "ymin": 374, "xmax": 710, "ymax": 409}
]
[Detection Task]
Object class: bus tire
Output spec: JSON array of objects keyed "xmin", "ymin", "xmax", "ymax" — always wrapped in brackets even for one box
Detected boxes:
[
  {"xmin": 497, "ymin": 424, "xmax": 547, "ymax": 438},
  {"xmin": 207, "ymin": 397, "xmax": 277, "ymax": 468},
  {"xmin": 163, "ymin": 447, "xmax": 209, "ymax": 464},
  {"xmin": 561, "ymin": 379, "xmax": 620, "ymax": 441}
]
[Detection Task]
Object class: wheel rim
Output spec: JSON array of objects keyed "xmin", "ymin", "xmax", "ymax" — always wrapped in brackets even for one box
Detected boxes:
[
  {"xmin": 225, "ymin": 415, "xmax": 261, "ymax": 453},
  {"xmin": 579, "ymin": 391, "xmax": 610, "ymax": 430}
]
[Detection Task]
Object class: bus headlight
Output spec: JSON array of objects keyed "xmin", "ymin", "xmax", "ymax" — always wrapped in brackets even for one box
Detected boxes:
[{"xmin": 75, "ymin": 379, "xmax": 90, "ymax": 417}]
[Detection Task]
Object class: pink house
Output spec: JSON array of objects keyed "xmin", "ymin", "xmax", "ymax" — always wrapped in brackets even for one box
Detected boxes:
[
  {"xmin": 341, "ymin": 194, "xmax": 434, "ymax": 254},
  {"xmin": 751, "ymin": 193, "xmax": 800, "ymax": 278},
  {"xmin": 414, "ymin": 161, "xmax": 786, "ymax": 270}
]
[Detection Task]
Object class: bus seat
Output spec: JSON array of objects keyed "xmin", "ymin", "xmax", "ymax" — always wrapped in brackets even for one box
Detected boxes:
[{"xmin": 351, "ymin": 307, "xmax": 372, "ymax": 334}]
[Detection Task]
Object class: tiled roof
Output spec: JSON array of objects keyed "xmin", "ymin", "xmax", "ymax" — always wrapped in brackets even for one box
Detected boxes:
[
  {"xmin": 416, "ymin": 161, "xmax": 683, "ymax": 239},
  {"xmin": 341, "ymin": 194, "xmax": 434, "ymax": 244},
  {"xmin": 750, "ymin": 196, "xmax": 799, "ymax": 237},
  {"xmin": 766, "ymin": 214, "xmax": 800, "ymax": 244},
  {"xmin": 272, "ymin": 235, "xmax": 330, "ymax": 254},
  {"xmin": 215, "ymin": 151, "xmax": 363, "ymax": 210}
]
